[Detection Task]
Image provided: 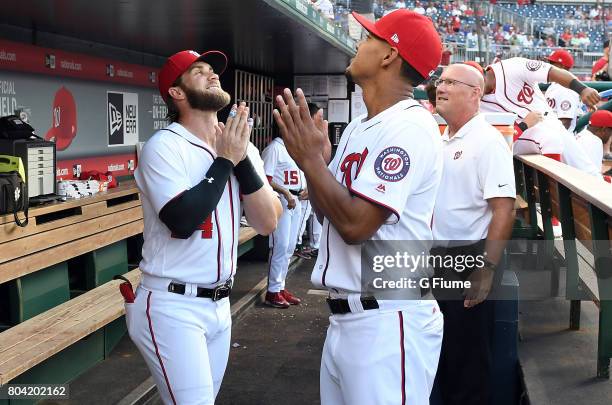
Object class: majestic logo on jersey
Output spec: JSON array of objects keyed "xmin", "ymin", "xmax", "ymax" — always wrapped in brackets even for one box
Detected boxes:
[
  {"xmin": 547, "ymin": 98, "xmax": 555, "ymax": 108},
  {"xmin": 517, "ymin": 83, "xmax": 534, "ymax": 104},
  {"xmin": 561, "ymin": 100, "xmax": 571, "ymax": 111},
  {"xmin": 526, "ymin": 60, "xmax": 542, "ymax": 72},
  {"xmin": 376, "ymin": 184, "xmax": 386, "ymax": 193},
  {"xmin": 340, "ymin": 148, "xmax": 369, "ymax": 189},
  {"xmin": 453, "ymin": 151, "xmax": 463, "ymax": 160},
  {"xmin": 374, "ymin": 147, "xmax": 410, "ymax": 182}
]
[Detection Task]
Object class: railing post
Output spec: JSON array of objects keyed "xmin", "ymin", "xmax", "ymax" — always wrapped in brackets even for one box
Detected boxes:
[
  {"xmin": 536, "ymin": 171, "xmax": 559, "ymax": 296},
  {"xmin": 588, "ymin": 205, "xmax": 612, "ymax": 379},
  {"xmin": 558, "ymin": 184, "xmax": 582, "ymax": 330}
]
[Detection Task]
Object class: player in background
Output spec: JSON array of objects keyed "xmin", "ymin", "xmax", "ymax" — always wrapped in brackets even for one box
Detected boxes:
[
  {"xmin": 480, "ymin": 56, "xmax": 600, "ymax": 176},
  {"xmin": 544, "ymin": 49, "xmax": 582, "ymax": 133},
  {"xmin": 262, "ymin": 126, "xmax": 305, "ymax": 308},
  {"xmin": 575, "ymin": 110, "xmax": 612, "ymax": 175}
]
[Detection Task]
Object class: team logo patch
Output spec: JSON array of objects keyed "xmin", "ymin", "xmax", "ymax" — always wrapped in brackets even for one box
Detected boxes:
[
  {"xmin": 526, "ymin": 60, "xmax": 542, "ymax": 72},
  {"xmin": 374, "ymin": 147, "xmax": 410, "ymax": 182},
  {"xmin": 561, "ymin": 100, "xmax": 571, "ymax": 111}
]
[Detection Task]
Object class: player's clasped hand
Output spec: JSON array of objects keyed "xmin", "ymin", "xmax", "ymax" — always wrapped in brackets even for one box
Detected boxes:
[
  {"xmin": 273, "ymin": 88, "xmax": 331, "ymax": 167},
  {"xmin": 216, "ymin": 102, "xmax": 251, "ymax": 166}
]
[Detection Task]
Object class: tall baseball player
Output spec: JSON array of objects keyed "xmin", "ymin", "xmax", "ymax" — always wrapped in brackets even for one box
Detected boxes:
[
  {"xmin": 480, "ymin": 56, "xmax": 601, "ymax": 176},
  {"xmin": 274, "ymin": 10, "xmax": 444, "ymax": 404},
  {"xmin": 127, "ymin": 50, "xmax": 281, "ymax": 405},
  {"xmin": 262, "ymin": 133, "xmax": 305, "ymax": 307},
  {"xmin": 544, "ymin": 49, "xmax": 582, "ymax": 133}
]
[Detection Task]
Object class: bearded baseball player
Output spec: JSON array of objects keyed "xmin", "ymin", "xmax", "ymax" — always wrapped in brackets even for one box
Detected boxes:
[
  {"xmin": 480, "ymin": 56, "xmax": 601, "ymax": 176},
  {"xmin": 544, "ymin": 49, "xmax": 582, "ymax": 133},
  {"xmin": 274, "ymin": 10, "xmax": 444, "ymax": 404},
  {"xmin": 128, "ymin": 50, "xmax": 281, "ymax": 404}
]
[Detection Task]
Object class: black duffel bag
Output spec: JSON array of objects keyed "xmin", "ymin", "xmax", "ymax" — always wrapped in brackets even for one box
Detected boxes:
[{"xmin": 0, "ymin": 171, "xmax": 28, "ymax": 227}]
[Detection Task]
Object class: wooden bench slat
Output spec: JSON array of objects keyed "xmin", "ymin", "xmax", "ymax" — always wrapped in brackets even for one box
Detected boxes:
[
  {"xmin": 0, "ymin": 206, "xmax": 142, "ymax": 264},
  {"xmin": 0, "ymin": 220, "xmax": 143, "ymax": 284},
  {"xmin": 0, "ymin": 280, "xmax": 130, "ymax": 354},
  {"xmin": 238, "ymin": 227, "xmax": 258, "ymax": 245},
  {"xmin": 0, "ymin": 269, "xmax": 141, "ymax": 385},
  {"xmin": 0, "ymin": 180, "xmax": 139, "ymax": 226},
  {"xmin": 0, "ymin": 199, "xmax": 142, "ymax": 244}
]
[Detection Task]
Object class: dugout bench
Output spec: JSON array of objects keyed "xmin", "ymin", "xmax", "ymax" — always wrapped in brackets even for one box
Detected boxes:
[
  {"xmin": 0, "ymin": 181, "xmax": 258, "ymax": 403},
  {"xmin": 513, "ymin": 155, "xmax": 612, "ymax": 378}
]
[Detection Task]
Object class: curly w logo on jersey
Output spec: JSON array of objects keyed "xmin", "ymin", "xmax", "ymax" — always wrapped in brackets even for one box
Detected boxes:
[
  {"xmin": 374, "ymin": 146, "xmax": 410, "ymax": 182},
  {"xmin": 340, "ymin": 148, "xmax": 368, "ymax": 189},
  {"xmin": 517, "ymin": 83, "xmax": 535, "ymax": 104}
]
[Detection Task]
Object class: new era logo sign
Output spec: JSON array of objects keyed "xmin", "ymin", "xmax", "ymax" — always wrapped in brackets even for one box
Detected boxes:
[{"xmin": 390, "ymin": 33, "xmax": 399, "ymax": 44}]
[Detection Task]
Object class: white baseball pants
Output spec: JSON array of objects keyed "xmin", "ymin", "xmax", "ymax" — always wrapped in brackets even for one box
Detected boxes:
[
  {"xmin": 320, "ymin": 301, "xmax": 443, "ymax": 405},
  {"xmin": 267, "ymin": 195, "xmax": 302, "ymax": 292},
  {"xmin": 126, "ymin": 284, "xmax": 232, "ymax": 405}
]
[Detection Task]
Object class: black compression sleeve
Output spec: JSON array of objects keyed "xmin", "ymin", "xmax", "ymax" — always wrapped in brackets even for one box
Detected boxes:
[
  {"xmin": 569, "ymin": 79, "xmax": 587, "ymax": 95},
  {"xmin": 233, "ymin": 156, "xmax": 264, "ymax": 195},
  {"xmin": 159, "ymin": 157, "xmax": 233, "ymax": 239}
]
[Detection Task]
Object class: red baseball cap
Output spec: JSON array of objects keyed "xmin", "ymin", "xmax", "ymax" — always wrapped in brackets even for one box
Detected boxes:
[
  {"xmin": 158, "ymin": 50, "xmax": 228, "ymax": 101},
  {"xmin": 351, "ymin": 10, "xmax": 442, "ymax": 79},
  {"xmin": 462, "ymin": 61, "xmax": 484, "ymax": 75},
  {"xmin": 589, "ymin": 110, "xmax": 612, "ymax": 128},
  {"xmin": 45, "ymin": 86, "xmax": 77, "ymax": 151},
  {"xmin": 546, "ymin": 49, "xmax": 574, "ymax": 69}
]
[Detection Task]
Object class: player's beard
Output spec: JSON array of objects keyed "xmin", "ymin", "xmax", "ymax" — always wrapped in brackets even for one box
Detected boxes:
[{"xmin": 183, "ymin": 85, "xmax": 231, "ymax": 112}]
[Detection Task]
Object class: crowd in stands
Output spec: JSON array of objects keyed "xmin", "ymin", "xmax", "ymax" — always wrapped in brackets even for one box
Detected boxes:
[{"xmin": 311, "ymin": 1, "xmax": 608, "ymax": 56}]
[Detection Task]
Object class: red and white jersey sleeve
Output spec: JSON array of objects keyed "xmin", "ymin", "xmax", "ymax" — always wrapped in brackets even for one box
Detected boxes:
[
  {"xmin": 481, "ymin": 57, "xmax": 553, "ymax": 119},
  {"xmin": 349, "ymin": 118, "xmax": 441, "ymax": 225},
  {"xmin": 135, "ymin": 133, "xmax": 193, "ymax": 215}
]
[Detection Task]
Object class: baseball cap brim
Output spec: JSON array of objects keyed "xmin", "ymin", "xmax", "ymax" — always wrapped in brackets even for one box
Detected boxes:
[
  {"xmin": 197, "ymin": 50, "xmax": 228, "ymax": 76},
  {"xmin": 351, "ymin": 12, "xmax": 383, "ymax": 40},
  {"xmin": 45, "ymin": 128, "xmax": 74, "ymax": 151}
]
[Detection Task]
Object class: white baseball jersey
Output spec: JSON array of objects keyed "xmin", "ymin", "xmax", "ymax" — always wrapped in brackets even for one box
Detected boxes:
[
  {"xmin": 262, "ymin": 137, "xmax": 304, "ymax": 191},
  {"xmin": 433, "ymin": 114, "xmax": 516, "ymax": 242},
  {"xmin": 481, "ymin": 57, "xmax": 553, "ymax": 119},
  {"xmin": 261, "ymin": 137, "xmax": 303, "ymax": 293},
  {"xmin": 130, "ymin": 121, "xmax": 268, "ymax": 405},
  {"xmin": 576, "ymin": 128, "xmax": 604, "ymax": 171},
  {"xmin": 312, "ymin": 99, "xmax": 443, "ymax": 293},
  {"xmin": 135, "ymin": 122, "xmax": 267, "ymax": 286},
  {"xmin": 545, "ymin": 82, "xmax": 581, "ymax": 133}
]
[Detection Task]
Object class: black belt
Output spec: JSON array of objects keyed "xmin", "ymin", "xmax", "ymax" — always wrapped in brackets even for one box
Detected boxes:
[
  {"xmin": 167, "ymin": 280, "xmax": 232, "ymax": 301},
  {"xmin": 326, "ymin": 296, "xmax": 379, "ymax": 314},
  {"xmin": 288, "ymin": 189, "xmax": 302, "ymax": 196},
  {"xmin": 326, "ymin": 288, "xmax": 431, "ymax": 314}
]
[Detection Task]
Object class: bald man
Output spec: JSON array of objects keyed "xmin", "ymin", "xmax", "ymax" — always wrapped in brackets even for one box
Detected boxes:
[{"xmin": 433, "ymin": 64, "xmax": 516, "ymax": 405}]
